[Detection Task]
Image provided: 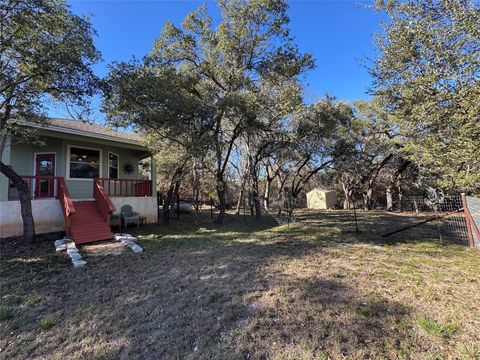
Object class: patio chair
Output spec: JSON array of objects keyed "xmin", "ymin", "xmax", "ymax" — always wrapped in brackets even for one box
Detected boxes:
[{"xmin": 120, "ymin": 205, "xmax": 140, "ymax": 229}]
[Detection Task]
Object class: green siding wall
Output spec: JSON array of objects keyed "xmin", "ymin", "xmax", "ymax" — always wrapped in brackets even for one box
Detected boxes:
[
  {"xmin": 0, "ymin": 137, "xmax": 11, "ymax": 201},
  {"xmin": 3, "ymin": 135, "xmax": 147, "ymax": 199},
  {"xmin": 10, "ymin": 137, "xmax": 64, "ymax": 177}
]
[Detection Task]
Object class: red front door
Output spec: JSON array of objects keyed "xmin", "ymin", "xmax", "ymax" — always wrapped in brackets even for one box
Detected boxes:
[{"xmin": 35, "ymin": 153, "xmax": 56, "ymax": 198}]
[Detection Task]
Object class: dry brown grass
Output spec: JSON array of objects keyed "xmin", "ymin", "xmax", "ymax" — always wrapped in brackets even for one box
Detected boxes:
[{"xmin": 0, "ymin": 210, "xmax": 479, "ymax": 359}]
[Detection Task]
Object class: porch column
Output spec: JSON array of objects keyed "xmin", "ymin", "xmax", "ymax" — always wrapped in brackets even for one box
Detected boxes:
[
  {"xmin": 0, "ymin": 135, "xmax": 12, "ymax": 201},
  {"xmin": 150, "ymin": 156, "xmax": 157, "ymax": 196}
]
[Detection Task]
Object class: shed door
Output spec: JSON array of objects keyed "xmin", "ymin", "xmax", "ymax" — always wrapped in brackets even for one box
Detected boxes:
[{"xmin": 34, "ymin": 153, "xmax": 56, "ymax": 198}]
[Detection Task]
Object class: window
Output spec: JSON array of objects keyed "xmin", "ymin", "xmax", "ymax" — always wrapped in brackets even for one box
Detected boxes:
[
  {"xmin": 109, "ymin": 152, "xmax": 119, "ymax": 179},
  {"xmin": 68, "ymin": 146, "xmax": 101, "ymax": 179}
]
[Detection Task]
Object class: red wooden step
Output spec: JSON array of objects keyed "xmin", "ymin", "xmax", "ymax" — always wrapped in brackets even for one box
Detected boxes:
[
  {"xmin": 70, "ymin": 200, "xmax": 113, "ymax": 244},
  {"xmin": 73, "ymin": 232, "xmax": 113, "ymax": 244}
]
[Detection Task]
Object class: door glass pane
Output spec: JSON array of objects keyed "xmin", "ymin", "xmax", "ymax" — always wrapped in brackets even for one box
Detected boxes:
[{"xmin": 38, "ymin": 159, "xmax": 54, "ymax": 176}]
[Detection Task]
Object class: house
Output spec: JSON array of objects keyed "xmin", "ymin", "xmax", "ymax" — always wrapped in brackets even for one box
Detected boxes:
[
  {"xmin": 0, "ymin": 118, "xmax": 157, "ymax": 243},
  {"xmin": 306, "ymin": 188, "xmax": 337, "ymax": 210}
]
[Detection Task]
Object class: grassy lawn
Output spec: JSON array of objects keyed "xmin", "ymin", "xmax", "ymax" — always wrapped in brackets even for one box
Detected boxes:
[{"xmin": 1, "ymin": 210, "xmax": 479, "ymax": 359}]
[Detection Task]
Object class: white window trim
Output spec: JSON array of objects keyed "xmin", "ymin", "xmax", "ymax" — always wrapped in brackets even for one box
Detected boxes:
[
  {"xmin": 108, "ymin": 151, "xmax": 119, "ymax": 179},
  {"xmin": 66, "ymin": 144, "xmax": 103, "ymax": 180}
]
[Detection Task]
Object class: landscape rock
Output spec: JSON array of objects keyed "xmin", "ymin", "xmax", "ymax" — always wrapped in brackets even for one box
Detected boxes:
[
  {"xmin": 54, "ymin": 239, "xmax": 67, "ymax": 252},
  {"xmin": 68, "ymin": 251, "xmax": 83, "ymax": 261},
  {"xmin": 116, "ymin": 235, "xmax": 144, "ymax": 254},
  {"xmin": 72, "ymin": 259, "xmax": 87, "ymax": 268},
  {"xmin": 130, "ymin": 244, "xmax": 144, "ymax": 254}
]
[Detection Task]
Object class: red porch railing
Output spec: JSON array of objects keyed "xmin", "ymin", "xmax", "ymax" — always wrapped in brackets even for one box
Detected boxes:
[
  {"xmin": 57, "ymin": 177, "xmax": 76, "ymax": 236},
  {"xmin": 94, "ymin": 178, "xmax": 152, "ymax": 197},
  {"xmin": 8, "ymin": 175, "xmax": 61, "ymax": 200},
  {"xmin": 93, "ymin": 179, "xmax": 116, "ymax": 221}
]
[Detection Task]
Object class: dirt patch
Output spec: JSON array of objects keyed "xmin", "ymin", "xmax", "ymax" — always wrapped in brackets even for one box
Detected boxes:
[{"xmin": 81, "ymin": 241, "xmax": 126, "ymax": 257}]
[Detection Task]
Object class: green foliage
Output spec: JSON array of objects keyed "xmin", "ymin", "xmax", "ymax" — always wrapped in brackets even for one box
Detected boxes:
[
  {"xmin": 26, "ymin": 295, "xmax": 45, "ymax": 306},
  {"xmin": 36, "ymin": 315, "xmax": 55, "ymax": 330},
  {"xmin": 285, "ymin": 96, "xmax": 354, "ymax": 198},
  {"xmin": 0, "ymin": 307, "xmax": 13, "ymax": 321},
  {"xmin": 373, "ymin": 0, "xmax": 480, "ymax": 194},
  {"xmin": 103, "ymin": 62, "xmax": 213, "ymax": 160},
  {"xmin": 326, "ymin": 99, "xmax": 403, "ymax": 209},
  {"xmin": 417, "ymin": 315, "xmax": 460, "ymax": 338},
  {"xmin": 0, "ymin": 0, "xmax": 101, "ymax": 139},
  {"xmin": 103, "ymin": 0, "xmax": 314, "ymax": 221}
]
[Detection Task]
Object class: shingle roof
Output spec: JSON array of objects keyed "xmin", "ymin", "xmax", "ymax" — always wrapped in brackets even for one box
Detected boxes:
[{"xmin": 48, "ymin": 118, "xmax": 142, "ymax": 142}]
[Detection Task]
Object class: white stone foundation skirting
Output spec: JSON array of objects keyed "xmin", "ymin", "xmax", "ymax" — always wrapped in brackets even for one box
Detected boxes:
[
  {"xmin": 0, "ymin": 196, "xmax": 157, "ymax": 239},
  {"xmin": 110, "ymin": 196, "xmax": 157, "ymax": 224},
  {"xmin": 1, "ymin": 199, "xmax": 65, "ymax": 238}
]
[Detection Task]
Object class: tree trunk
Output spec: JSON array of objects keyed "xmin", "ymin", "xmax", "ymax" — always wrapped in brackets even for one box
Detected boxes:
[
  {"xmin": 162, "ymin": 164, "xmax": 184, "ymax": 225},
  {"xmin": 342, "ymin": 181, "xmax": 351, "ymax": 210},
  {"xmin": 263, "ymin": 162, "xmax": 277, "ymax": 211},
  {"xmin": 386, "ymin": 185, "xmax": 393, "ymax": 212},
  {"xmin": 235, "ymin": 175, "xmax": 247, "ymax": 215},
  {"xmin": 397, "ymin": 184, "xmax": 403, "ymax": 212},
  {"xmin": 175, "ymin": 182, "xmax": 180, "ymax": 219},
  {"xmin": 275, "ymin": 174, "xmax": 288, "ymax": 215},
  {"xmin": 263, "ymin": 178, "xmax": 271, "ymax": 210},
  {"xmin": 253, "ymin": 190, "xmax": 261, "ymax": 220},
  {"xmin": 0, "ymin": 161, "xmax": 35, "ymax": 242},
  {"xmin": 192, "ymin": 161, "xmax": 200, "ymax": 225},
  {"xmin": 162, "ymin": 183, "xmax": 175, "ymax": 225},
  {"xmin": 251, "ymin": 172, "xmax": 261, "ymax": 220},
  {"xmin": 363, "ymin": 188, "xmax": 373, "ymax": 211},
  {"xmin": 215, "ymin": 175, "xmax": 226, "ymax": 224},
  {"xmin": 248, "ymin": 191, "xmax": 254, "ymax": 215},
  {"xmin": 235, "ymin": 188, "xmax": 244, "ymax": 215}
]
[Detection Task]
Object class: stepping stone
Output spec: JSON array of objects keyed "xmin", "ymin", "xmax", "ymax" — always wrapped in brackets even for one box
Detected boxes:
[
  {"xmin": 116, "ymin": 235, "xmax": 144, "ymax": 254},
  {"xmin": 63, "ymin": 241, "xmax": 87, "ymax": 268},
  {"xmin": 114, "ymin": 233, "xmax": 136, "ymax": 241},
  {"xmin": 129, "ymin": 244, "xmax": 144, "ymax": 254},
  {"xmin": 123, "ymin": 236, "xmax": 137, "ymax": 242},
  {"xmin": 72, "ymin": 259, "xmax": 87, "ymax": 268},
  {"xmin": 54, "ymin": 239, "xmax": 67, "ymax": 252},
  {"xmin": 69, "ymin": 251, "xmax": 83, "ymax": 261},
  {"xmin": 66, "ymin": 241, "xmax": 77, "ymax": 250},
  {"xmin": 114, "ymin": 234, "xmax": 126, "ymax": 241}
]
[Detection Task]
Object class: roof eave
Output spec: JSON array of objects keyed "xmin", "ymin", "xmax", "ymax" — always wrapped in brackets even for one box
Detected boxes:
[{"xmin": 13, "ymin": 119, "xmax": 143, "ymax": 147}]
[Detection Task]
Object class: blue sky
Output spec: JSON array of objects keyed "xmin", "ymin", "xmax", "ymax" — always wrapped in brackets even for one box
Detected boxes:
[{"xmin": 61, "ymin": 0, "xmax": 383, "ymax": 119}]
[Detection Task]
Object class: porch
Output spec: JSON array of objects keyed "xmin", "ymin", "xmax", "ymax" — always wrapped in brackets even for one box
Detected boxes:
[
  {"xmin": 1, "ymin": 176, "xmax": 157, "ymax": 242},
  {"xmin": 7, "ymin": 176, "xmax": 153, "ymax": 201},
  {"xmin": 0, "ymin": 118, "xmax": 159, "ymax": 241}
]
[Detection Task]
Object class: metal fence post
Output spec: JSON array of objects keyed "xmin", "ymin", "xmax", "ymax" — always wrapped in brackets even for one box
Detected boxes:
[{"xmin": 461, "ymin": 193, "xmax": 474, "ymax": 248}]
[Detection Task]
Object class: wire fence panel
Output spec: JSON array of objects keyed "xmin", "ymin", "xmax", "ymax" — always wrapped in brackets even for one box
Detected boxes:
[
  {"xmin": 401, "ymin": 194, "xmax": 463, "ymax": 213},
  {"xmin": 384, "ymin": 194, "xmax": 470, "ymax": 245}
]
